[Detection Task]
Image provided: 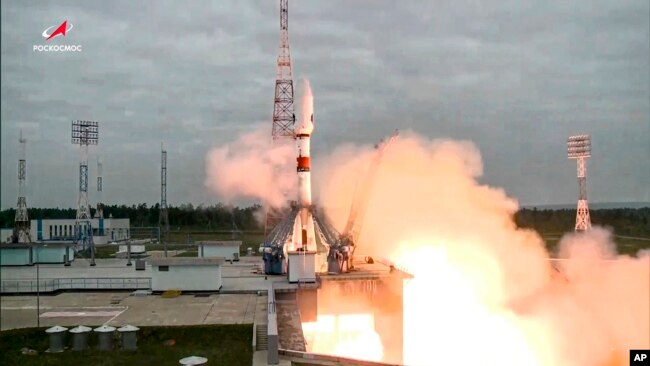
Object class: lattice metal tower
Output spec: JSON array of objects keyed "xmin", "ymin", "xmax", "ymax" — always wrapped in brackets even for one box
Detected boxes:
[
  {"xmin": 72, "ymin": 121, "xmax": 98, "ymax": 220},
  {"xmin": 272, "ymin": 0, "xmax": 296, "ymax": 141},
  {"xmin": 14, "ymin": 130, "xmax": 31, "ymax": 243},
  {"xmin": 95, "ymin": 158, "xmax": 104, "ymax": 219},
  {"xmin": 159, "ymin": 145, "xmax": 170, "ymax": 241},
  {"xmin": 265, "ymin": 0, "xmax": 296, "ymax": 236},
  {"xmin": 567, "ymin": 134, "xmax": 592, "ymax": 231}
]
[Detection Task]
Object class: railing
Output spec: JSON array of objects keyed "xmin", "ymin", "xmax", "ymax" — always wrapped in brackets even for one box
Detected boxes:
[{"xmin": 1, "ymin": 277, "xmax": 151, "ymax": 294}]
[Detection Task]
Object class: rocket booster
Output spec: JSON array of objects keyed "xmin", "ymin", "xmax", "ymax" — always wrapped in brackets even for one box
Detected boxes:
[
  {"xmin": 294, "ymin": 80, "xmax": 315, "ymax": 250},
  {"xmin": 296, "ymin": 79, "xmax": 313, "ymax": 206}
]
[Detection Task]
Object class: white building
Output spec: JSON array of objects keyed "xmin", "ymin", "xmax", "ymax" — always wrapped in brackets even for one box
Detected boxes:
[
  {"xmin": 0, "ymin": 243, "xmax": 75, "ymax": 266},
  {"xmin": 198, "ymin": 241, "xmax": 241, "ymax": 261},
  {"xmin": 150, "ymin": 257, "xmax": 225, "ymax": 292},
  {"xmin": 30, "ymin": 218, "xmax": 130, "ymax": 245}
]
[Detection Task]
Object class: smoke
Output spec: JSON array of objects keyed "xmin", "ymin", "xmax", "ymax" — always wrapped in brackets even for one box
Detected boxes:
[
  {"xmin": 203, "ymin": 112, "xmax": 648, "ymax": 365},
  {"xmin": 317, "ymin": 131, "xmax": 649, "ymax": 366},
  {"xmin": 204, "ymin": 124, "xmax": 295, "ymax": 208}
]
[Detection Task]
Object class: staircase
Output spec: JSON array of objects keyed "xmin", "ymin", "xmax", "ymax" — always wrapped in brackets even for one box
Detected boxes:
[{"xmin": 256, "ymin": 324, "xmax": 268, "ymax": 351}]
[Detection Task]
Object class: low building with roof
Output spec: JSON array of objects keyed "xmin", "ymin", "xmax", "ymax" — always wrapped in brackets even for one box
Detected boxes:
[
  {"xmin": 149, "ymin": 257, "xmax": 225, "ymax": 292},
  {"xmin": 197, "ymin": 240, "xmax": 241, "ymax": 261}
]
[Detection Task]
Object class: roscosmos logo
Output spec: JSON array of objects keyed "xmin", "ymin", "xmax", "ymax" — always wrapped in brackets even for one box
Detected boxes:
[
  {"xmin": 33, "ymin": 20, "xmax": 82, "ymax": 52},
  {"xmin": 42, "ymin": 20, "xmax": 74, "ymax": 40}
]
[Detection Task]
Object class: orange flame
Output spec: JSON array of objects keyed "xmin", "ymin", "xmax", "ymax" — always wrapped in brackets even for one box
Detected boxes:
[{"xmin": 302, "ymin": 314, "xmax": 383, "ymax": 362}]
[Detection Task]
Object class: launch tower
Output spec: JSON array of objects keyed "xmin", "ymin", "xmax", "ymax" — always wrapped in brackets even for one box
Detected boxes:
[{"xmin": 265, "ymin": 0, "xmax": 296, "ymax": 238}]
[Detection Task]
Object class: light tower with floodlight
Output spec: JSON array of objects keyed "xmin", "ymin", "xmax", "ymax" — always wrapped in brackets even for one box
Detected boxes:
[
  {"xmin": 567, "ymin": 134, "xmax": 592, "ymax": 231},
  {"xmin": 71, "ymin": 120, "xmax": 98, "ymax": 220}
]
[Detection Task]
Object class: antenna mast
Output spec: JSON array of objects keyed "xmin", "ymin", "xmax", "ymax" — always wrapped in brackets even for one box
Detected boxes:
[
  {"xmin": 159, "ymin": 144, "xmax": 170, "ymax": 244},
  {"xmin": 14, "ymin": 130, "xmax": 31, "ymax": 243},
  {"xmin": 95, "ymin": 158, "xmax": 104, "ymax": 219}
]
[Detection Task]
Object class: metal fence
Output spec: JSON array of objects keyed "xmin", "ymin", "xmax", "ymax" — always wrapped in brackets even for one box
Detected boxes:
[{"xmin": 1, "ymin": 277, "xmax": 151, "ymax": 294}]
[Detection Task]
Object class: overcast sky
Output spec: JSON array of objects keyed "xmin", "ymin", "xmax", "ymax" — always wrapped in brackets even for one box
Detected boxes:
[{"xmin": 1, "ymin": 0, "xmax": 649, "ymax": 210}]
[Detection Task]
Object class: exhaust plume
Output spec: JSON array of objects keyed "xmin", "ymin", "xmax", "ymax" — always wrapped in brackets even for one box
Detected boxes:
[
  {"xmin": 204, "ymin": 119, "xmax": 649, "ymax": 365},
  {"xmin": 204, "ymin": 124, "xmax": 294, "ymax": 207},
  {"xmin": 317, "ymin": 131, "xmax": 649, "ymax": 365}
]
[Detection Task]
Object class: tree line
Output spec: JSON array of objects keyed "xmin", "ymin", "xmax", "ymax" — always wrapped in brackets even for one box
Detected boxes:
[
  {"xmin": 515, "ymin": 207, "xmax": 650, "ymax": 236},
  {"xmin": 1, "ymin": 205, "xmax": 648, "ymax": 237},
  {"xmin": 0, "ymin": 203, "xmax": 263, "ymax": 231}
]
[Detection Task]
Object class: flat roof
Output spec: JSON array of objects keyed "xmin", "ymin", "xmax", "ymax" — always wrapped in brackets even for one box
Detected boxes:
[
  {"xmin": 150, "ymin": 257, "xmax": 226, "ymax": 266},
  {"xmin": 197, "ymin": 241, "xmax": 241, "ymax": 246}
]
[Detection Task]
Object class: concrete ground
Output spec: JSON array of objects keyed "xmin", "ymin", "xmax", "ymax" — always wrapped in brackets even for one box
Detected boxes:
[
  {"xmin": 1, "ymin": 256, "xmax": 394, "ymax": 365},
  {"xmin": 0, "ymin": 291, "xmax": 260, "ymax": 330}
]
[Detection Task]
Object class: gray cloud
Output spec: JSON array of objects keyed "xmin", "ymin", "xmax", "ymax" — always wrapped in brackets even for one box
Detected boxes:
[{"xmin": 2, "ymin": 0, "xmax": 648, "ymax": 209}]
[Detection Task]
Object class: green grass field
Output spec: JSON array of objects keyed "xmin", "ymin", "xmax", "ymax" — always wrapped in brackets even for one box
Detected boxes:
[{"xmin": 0, "ymin": 324, "xmax": 253, "ymax": 366}]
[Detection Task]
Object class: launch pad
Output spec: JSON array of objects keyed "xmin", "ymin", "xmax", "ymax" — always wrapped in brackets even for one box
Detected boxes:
[{"xmin": 271, "ymin": 258, "xmax": 410, "ymax": 365}]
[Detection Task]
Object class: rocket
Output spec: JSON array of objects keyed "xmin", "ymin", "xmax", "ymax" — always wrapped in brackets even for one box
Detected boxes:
[{"xmin": 293, "ymin": 80, "xmax": 316, "ymax": 251}]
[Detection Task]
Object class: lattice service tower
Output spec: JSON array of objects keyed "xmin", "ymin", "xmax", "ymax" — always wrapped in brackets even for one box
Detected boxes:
[
  {"xmin": 14, "ymin": 130, "xmax": 31, "ymax": 243},
  {"xmin": 95, "ymin": 158, "xmax": 104, "ymax": 219},
  {"xmin": 265, "ymin": 0, "xmax": 296, "ymax": 236},
  {"xmin": 159, "ymin": 144, "xmax": 170, "ymax": 241},
  {"xmin": 271, "ymin": 0, "xmax": 296, "ymax": 141},
  {"xmin": 567, "ymin": 134, "xmax": 592, "ymax": 231},
  {"xmin": 72, "ymin": 121, "xmax": 98, "ymax": 220}
]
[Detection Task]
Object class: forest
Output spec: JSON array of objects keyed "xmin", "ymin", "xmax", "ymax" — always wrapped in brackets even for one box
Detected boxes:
[
  {"xmin": 0, "ymin": 203, "xmax": 262, "ymax": 232},
  {"xmin": 1, "ymin": 204, "xmax": 648, "ymax": 237}
]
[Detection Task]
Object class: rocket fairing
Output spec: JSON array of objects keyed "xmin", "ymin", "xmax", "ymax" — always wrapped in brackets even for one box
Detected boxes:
[{"xmin": 293, "ymin": 80, "xmax": 316, "ymax": 251}]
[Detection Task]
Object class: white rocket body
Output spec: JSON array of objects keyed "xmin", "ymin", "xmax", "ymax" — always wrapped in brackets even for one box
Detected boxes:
[{"xmin": 292, "ymin": 80, "xmax": 316, "ymax": 251}]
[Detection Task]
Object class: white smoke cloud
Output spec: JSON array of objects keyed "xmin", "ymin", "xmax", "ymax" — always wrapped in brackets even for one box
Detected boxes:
[
  {"xmin": 316, "ymin": 131, "xmax": 649, "ymax": 365},
  {"xmin": 203, "ymin": 115, "xmax": 649, "ymax": 365},
  {"xmin": 204, "ymin": 124, "xmax": 295, "ymax": 208}
]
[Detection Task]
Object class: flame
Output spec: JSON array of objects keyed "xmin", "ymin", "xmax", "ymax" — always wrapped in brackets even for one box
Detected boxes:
[
  {"xmin": 302, "ymin": 314, "xmax": 384, "ymax": 361},
  {"xmin": 396, "ymin": 241, "xmax": 546, "ymax": 366}
]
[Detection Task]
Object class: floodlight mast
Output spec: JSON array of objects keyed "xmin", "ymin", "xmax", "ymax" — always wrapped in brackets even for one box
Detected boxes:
[
  {"xmin": 567, "ymin": 134, "xmax": 591, "ymax": 231},
  {"xmin": 71, "ymin": 120, "xmax": 98, "ymax": 221}
]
